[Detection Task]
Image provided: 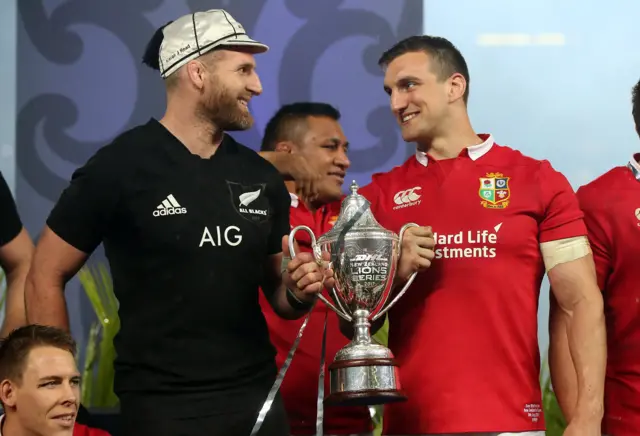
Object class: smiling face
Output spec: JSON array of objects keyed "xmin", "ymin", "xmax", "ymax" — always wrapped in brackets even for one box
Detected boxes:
[
  {"xmin": 195, "ymin": 48, "xmax": 263, "ymax": 131},
  {"xmin": 294, "ymin": 116, "xmax": 350, "ymax": 203},
  {"xmin": 1, "ymin": 346, "xmax": 81, "ymax": 436},
  {"xmin": 383, "ymin": 51, "xmax": 467, "ymax": 143}
]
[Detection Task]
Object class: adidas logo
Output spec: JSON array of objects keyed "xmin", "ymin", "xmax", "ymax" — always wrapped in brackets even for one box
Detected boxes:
[{"xmin": 153, "ymin": 194, "xmax": 187, "ymax": 217}]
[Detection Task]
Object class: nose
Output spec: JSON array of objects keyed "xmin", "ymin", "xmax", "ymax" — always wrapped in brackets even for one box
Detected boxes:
[
  {"xmin": 335, "ymin": 147, "xmax": 350, "ymax": 170},
  {"xmin": 248, "ymin": 71, "xmax": 263, "ymax": 96},
  {"xmin": 390, "ymin": 90, "xmax": 408, "ymax": 114}
]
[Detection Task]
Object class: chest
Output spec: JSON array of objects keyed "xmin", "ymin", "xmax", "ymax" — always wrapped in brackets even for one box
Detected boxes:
[
  {"xmin": 610, "ymin": 193, "xmax": 640, "ymax": 265},
  {"xmin": 113, "ymin": 166, "xmax": 275, "ymax": 257},
  {"xmin": 372, "ymin": 166, "xmax": 544, "ymax": 263}
]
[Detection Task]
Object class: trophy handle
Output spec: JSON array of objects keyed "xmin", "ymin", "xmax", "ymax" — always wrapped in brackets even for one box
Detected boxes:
[
  {"xmin": 288, "ymin": 225, "xmax": 353, "ymax": 322},
  {"xmin": 371, "ymin": 223, "xmax": 420, "ymax": 322}
]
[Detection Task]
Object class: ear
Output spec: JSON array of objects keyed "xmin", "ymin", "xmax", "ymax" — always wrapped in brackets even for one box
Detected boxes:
[
  {"xmin": 448, "ymin": 73, "xmax": 467, "ymax": 104},
  {"xmin": 274, "ymin": 141, "xmax": 294, "ymax": 153},
  {"xmin": 0, "ymin": 380, "xmax": 17, "ymax": 408},
  {"xmin": 185, "ymin": 60, "xmax": 207, "ymax": 90}
]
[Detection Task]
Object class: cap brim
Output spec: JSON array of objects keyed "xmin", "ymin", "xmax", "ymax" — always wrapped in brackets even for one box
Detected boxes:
[{"xmin": 218, "ymin": 35, "xmax": 269, "ymax": 54}]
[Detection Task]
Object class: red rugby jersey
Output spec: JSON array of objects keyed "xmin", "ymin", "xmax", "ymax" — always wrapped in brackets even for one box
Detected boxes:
[
  {"xmin": 358, "ymin": 134, "xmax": 586, "ymax": 434},
  {"xmin": 258, "ymin": 193, "xmax": 372, "ymax": 435},
  {"xmin": 576, "ymin": 154, "xmax": 640, "ymax": 436}
]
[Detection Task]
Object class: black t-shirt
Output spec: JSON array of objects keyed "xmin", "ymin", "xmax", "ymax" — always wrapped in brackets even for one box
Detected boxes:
[
  {"xmin": 0, "ymin": 172, "xmax": 22, "ymax": 247},
  {"xmin": 47, "ymin": 119, "xmax": 290, "ymax": 411}
]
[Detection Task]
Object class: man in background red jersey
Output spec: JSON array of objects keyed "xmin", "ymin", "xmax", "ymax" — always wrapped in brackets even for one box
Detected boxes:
[
  {"xmin": 258, "ymin": 102, "xmax": 374, "ymax": 436},
  {"xmin": 551, "ymin": 79, "xmax": 640, "ymax": 436},
  {"xmin": 342, "ymin": 35, "xmax": 606, "ymax": 436}
]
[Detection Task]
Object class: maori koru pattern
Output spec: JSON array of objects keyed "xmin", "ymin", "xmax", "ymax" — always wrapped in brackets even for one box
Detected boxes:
[{"xmin": 17, "ymin": 0, "xmax": 422, "ymax": 203}]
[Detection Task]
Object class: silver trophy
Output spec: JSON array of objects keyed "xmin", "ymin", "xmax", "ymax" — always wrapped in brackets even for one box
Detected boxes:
[{"xmin": 288, "ymin": 181, "xmax": 418, "ymax": 407}]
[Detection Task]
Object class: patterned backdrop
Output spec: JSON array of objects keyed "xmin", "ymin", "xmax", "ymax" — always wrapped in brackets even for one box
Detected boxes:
[{"xmin": 16, "ymin": 0, "xmax": 422, "ymax": 347}]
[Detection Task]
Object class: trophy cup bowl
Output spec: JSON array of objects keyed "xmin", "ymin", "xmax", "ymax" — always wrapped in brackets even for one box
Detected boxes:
[{"xmin": 288, "ymin": 181, "xmax": 419, "ymax": 407}]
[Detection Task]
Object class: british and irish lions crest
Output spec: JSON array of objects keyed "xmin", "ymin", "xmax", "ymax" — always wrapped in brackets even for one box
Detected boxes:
[
  {"xmin": 289, "ymin": 181, "xmax": 419, "ymax": 406},
  {"xmin": 479, "ymin": 172, "xmax": 510, "ymax": 209}
]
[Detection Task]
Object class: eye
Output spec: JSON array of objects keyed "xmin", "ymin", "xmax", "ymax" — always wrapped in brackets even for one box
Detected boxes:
[{"xmin": 403, "ymin": 81, "xmax": 416, "ymax": 90}]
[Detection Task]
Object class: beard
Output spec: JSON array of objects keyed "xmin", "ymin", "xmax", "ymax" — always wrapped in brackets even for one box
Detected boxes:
[{"xmin": 197, "ymin": 83, "xmax": 253, "ymax": 131}]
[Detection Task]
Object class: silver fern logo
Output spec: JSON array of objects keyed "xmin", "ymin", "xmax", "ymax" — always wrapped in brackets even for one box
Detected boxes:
[
  {"xmin": 238, "ymin": 189, "xmax": 267, "ymax": 217},
  {"xmin": 239, "ymin": 189, "xmax": 261, "ymax": 207}
]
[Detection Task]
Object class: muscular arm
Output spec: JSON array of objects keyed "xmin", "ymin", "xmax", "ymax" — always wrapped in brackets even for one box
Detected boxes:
[
  {"xmin": 25, "ymin": 226, "xmax": 89, "ymax": 331},
  {"xmin": 0, "ymin": 229, "xmax": 34, "ymax": 337},
  {"xmin": 547, "ymin": 250, "xmax": 605, "ymax": 425}
]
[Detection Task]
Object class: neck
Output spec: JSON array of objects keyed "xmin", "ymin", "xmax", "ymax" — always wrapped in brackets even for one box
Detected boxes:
[
  {"xmin": 3, "ymin": 414, "xmax": 32, "ymax": 436},
  {"xmin": 160, "ymin": 103, "xmax": 224, "ymax": 159},
  {"xmin": 417, "ymin": 111, "xmax": 482, "ymax": 160}
]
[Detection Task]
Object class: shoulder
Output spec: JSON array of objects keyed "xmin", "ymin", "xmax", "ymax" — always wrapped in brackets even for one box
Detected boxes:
[
  {"xmin": 368, "ymin": 156, "xmax": 415, "ymax": 187},
  {"xmin": 227, "ymin": 135, "xmax": 282, "ymax": 177},
  {"xmin": 72, "ymin": 423, "xmax": 111, "ymax": 436},
  {"xmin": 490, "ymin": 144, "xmax": 557, "ymax": 173},
  {"xmin": 82, "ymin": 122, "xmax": 157, "ymax": 171},
  {"xmin": 577, "ymin": 166, "xmax": 626, "ymax": 209}
]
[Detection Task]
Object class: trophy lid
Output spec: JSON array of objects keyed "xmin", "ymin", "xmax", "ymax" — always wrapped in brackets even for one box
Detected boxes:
[{"xmin": 318, "ymin": 181, "xmax": 397, "ymax": 243}]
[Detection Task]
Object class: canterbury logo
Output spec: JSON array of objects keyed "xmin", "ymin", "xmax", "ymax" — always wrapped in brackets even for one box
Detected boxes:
[
  {"xmin": 393, "ymin": 187, "xmax": 422, "ymax": 205},
  {"xmin": 153, "ymin": 194, "xmax": 187, "ymax": 217}
]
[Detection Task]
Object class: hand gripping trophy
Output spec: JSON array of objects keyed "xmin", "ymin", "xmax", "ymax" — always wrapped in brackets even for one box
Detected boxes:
[{"xmin": 289, "ymin": 181, "xmax": 418, "ymax": 407}]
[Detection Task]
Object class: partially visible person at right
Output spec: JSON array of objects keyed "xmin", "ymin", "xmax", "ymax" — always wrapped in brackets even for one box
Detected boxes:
[{"xmin": 552, "ymin": 78, "xmax": 640, "ymax": 436}]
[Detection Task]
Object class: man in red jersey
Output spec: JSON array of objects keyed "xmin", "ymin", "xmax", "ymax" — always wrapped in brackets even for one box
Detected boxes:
[
  {"xmin": 258, "ymin": 102, "xmax": 375, "ymax": 436},
  {"xmin": 344, "ymin": 35, "xmax": 606, "ymax": 436},
  {"xmin": 552, "ymin": 80, "xmax": 640, "ymax": 436},
  {"xmin": 0, "ymin": 325, "xmax": 110, "ymax": 436}
]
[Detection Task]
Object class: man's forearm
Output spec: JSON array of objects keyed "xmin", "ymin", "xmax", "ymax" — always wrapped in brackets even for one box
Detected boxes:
[
  {"xmin": 268, "ymin": 282, "xmax": 313, "ymax": 320},
  {"xmin": 0, "ymin": 266, "xmax": 29, "ymax": 337},
  {"xmin": 567, "ymin": 293, "xmax": 606, "ymax": 423},
  {"xmin": 549, "ymin": 297, "xmax": 578, "ymax": 421},
  {"xmin": 24, "ymin": 273, "xmax": 70, "ymax": 331}
]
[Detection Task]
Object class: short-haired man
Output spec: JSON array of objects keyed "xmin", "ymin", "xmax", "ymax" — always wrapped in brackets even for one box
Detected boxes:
[
  {"xmin": 0, "ymin": 324, "xmax": 110, "ymax": 435},
  {"xmin": 552, "ymin": 78, "xmax": 640, "ymax": 436},
  {"xmin": 347, "ymin": 35, "xmax": 606, "ymax": 435},
  {"xmin": 259, "ymin": 102, "xmax": 373, "ymax": 436},
  {"xmin": 24, "ymin": 10, "xmax": 332, "ymax": 436}
]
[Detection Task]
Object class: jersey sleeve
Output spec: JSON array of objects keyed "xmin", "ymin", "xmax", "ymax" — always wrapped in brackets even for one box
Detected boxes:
[
  {"xmin": 576, "ymin": 186, "xmax": 612, "ymax": 291},
  {"xmin": 0, "ymin": 172, "xmax": 23, "ymax": 247},
  {"xmin": 537, "ymin": 160, "xmax": 587, "ymax": 243},
  {"xmin": 46, "ymin": 145, "xmax": 125, "ymax": 254},
  {"xmin": 266, "ymin": 173, "xmax": 291, "ymax": 255}
]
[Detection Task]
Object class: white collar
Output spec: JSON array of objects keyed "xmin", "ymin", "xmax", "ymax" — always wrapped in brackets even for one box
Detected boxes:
[
  {"xmin": 415, "ymin": 134, "xmax": 495, "ymax": 167},
  {"xmin": 0, "ymin": 413, "xmax": 5, "ymax": 436},
  {"xmin": 289, "ymin": 192, "xmax": 299, "ymax": 208},
  {"xmin": 628, "ymin": 153, "xmax": 640, "ymax": 181}
]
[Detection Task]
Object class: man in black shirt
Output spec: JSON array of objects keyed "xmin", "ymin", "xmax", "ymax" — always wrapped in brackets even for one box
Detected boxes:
[
  {"xmin": 0, "ymin": 172, "xmax": 34, "ymax": 338},
  {"xmin": 24, "ymin": 9, "xmax": 332, "ymax": 436}
]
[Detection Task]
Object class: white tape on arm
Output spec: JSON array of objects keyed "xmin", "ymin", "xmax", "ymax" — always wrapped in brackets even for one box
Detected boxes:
[{"xmin": 540, "ymin": 236, "xmax": 592, "ymax": 272}]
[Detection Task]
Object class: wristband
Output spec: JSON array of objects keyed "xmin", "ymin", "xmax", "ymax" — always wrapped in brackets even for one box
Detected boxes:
[{"xmin": 286, "ymin": 287, "xmax": 315, "ymax": 311}]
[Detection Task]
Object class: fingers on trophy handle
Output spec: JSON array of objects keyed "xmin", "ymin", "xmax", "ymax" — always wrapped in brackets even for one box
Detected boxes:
[
  {"xmin": 288, "ymin": 225, "xmax": 316, "ymax": 258},
  {"xmin": 371, "ymin": 222, "xmax": 420, "ymax": 322},
  {"xmin": 288, "ymin": 226, "xmax": 352, "ymax": 322}
]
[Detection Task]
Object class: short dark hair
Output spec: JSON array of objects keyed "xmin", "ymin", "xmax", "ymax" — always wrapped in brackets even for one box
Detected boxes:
[
  {"xmin": 378, "ymin": 35, "xmax": 470, "ymax": 104},
  {"xmin": 0, "ymin": 325, "xmax": 76, "ymax": 384},
  {"xmin": 632, "ymin": 78, "xmax": 640, "ymax": 136},
  {"xmin": 261, "ymin": 102, "xmax": 341, "ymax": 152}
]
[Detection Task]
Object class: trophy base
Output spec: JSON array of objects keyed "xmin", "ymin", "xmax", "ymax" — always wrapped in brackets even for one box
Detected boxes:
[{"xmin": 325, "ymin": 357, "xmax": 407, "ymax": 407}]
